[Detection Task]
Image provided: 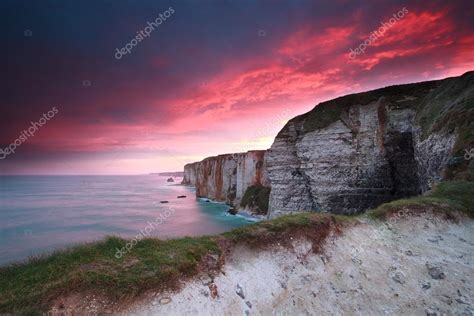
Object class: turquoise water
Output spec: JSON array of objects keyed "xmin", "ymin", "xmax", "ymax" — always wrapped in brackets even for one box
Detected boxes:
[{"xmin": 0, "ymin": 175, "xmax": 250, "ymax": 266}]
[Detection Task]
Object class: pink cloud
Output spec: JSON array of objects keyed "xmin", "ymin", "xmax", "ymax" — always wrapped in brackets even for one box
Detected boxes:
[{"xmin": 8, "ymin": 5, "xmax": 472, "ymax": 175}]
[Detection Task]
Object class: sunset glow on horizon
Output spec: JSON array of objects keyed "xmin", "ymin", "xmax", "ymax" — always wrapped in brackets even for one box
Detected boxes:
[{"xmin": 1, "ymin": 0, "xmax": 473, "ymax": 175}]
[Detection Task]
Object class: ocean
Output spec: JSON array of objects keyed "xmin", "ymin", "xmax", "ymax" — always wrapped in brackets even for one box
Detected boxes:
[{"xmin": 0, "ymin": 175, "xmax": 250, "ymax": 266}]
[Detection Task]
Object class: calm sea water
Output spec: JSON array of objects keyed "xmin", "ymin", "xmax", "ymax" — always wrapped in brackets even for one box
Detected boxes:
[{"xmin": 0, "ymin": 175, "xmax": 250, "ymax": 266}]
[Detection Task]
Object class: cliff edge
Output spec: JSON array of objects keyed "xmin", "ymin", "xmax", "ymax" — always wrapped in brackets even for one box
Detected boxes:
[
  {"xmin": 182, "ymin": 151, "xmax": 270, "ymax": 214},
  {"xmin": 182, "ymin": 72, "xmax": 473, "ymax": 217},
  {"xmin": 19, "ymin": 181, "xmax": 470, "ymax": 315},
  {"xmin": 267, "ymin": 71, "xmax": 473, "ymax": 216}
]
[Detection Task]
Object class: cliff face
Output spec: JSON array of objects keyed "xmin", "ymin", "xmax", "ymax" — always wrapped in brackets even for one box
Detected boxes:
[
  {"xmin": 183, "ymin": 72, "xmax": 473, "ymax": 216},
  {"xmin": 182, "ymin": 151, "xmax": 269, "ymax": 210},
  {"xmin": 267, "ymin": 72, "xmax": 473, "ymax": 216}
]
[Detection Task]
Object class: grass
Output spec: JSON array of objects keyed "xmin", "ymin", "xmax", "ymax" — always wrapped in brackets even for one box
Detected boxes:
[
  {"xmin": 1, "ymin": 180, "xmax": 472, "ymax": 314},
  {"xmin": 292, "ymin": 72, "xmax": 473, "ymax": 138},
  {"xmin": 225, "ymin": 212, "xmax": 358, "ymax": 249},
  {"xmin": 416, "ymin": 72, "xmax": 474, "ymax": 140},
  {"xmin": 240, "ymin": 185, "xmax": 271, "ymax": 215},
  {"xmin": 224, "ymin": 212, "xmax": 330, "ymax": 242},
  {"xmin": 0, "ymin": 212, "xmax": 349, "ymax": 315},
  {"xmin": 415, "ymin": 72, "xmax": 474, "ymax": 180},
  {"xmin": 0, "ymin": 236, "xmax": 220, "ymax": 315},
  {"xmin": 368, "ymin": 180, "xmax": 474, "ymax": 219},
  {"xmin": 287, "ymin": 80, "xmax": 440, "ymax": 135}
]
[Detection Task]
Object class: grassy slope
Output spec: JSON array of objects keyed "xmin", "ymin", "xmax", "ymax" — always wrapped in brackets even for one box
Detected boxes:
[
  {"xmin": 0, "ymin": 213, "xmax": 348, "ymax": 315},
  {"xmin": 1, "ymin": 181, "xmax": 472, "ymax": 315},
  {"xmin": 368, "ymin": 181, "xmax": 474, "ymax": 219},
  {"xmin": 415, "ymin": 72, "xmax": 474, "ymax": 180},
  {"xmin": 0, "ymin": 237, "xmax": 220, "ymax": 315}
]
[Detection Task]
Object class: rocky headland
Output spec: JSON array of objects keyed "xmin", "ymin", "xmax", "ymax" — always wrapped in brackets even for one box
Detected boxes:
[
  {"xmin": 182, "ymin": 150, "xmax": 270, "ymax": 215},
  {"xmin": 184, "ymin": 71, "xmax": 473, "ymax": 217}
]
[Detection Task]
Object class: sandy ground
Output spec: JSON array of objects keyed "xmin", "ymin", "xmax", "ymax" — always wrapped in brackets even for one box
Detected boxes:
[{"xmin": 123, "ymin": 212, "xmax": 474, "ymax": 316}]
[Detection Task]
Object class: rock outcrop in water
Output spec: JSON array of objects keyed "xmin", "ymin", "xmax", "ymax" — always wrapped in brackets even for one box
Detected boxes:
[
  {"xmin": 183, "ymin": 72, "xmax": 473, "ymax": 216},
  {"xmin": 182, "ymin": 151, "xmax": 269, "ymax": 213}
]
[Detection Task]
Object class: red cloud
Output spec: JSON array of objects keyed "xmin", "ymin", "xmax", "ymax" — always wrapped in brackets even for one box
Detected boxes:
[
  {"xmin": 348, "ymin": 9, "xmax": 457, "ymax": 69},
  {"xmin": 278, "ymin": 26, "xmax": 355, "ymax": 61},
  {"xmin": 14, "ymin": 7, "xmax": 474, "ymax": 175},
  {"xmin": 164, "ymin": 7, "xmax": 472, "ymax": 137}
]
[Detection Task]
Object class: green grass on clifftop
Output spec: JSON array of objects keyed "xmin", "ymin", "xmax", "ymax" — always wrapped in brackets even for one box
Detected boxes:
[
  {"xmin": 0, "ymin": 236, "xmax": 219, "ymax": 315},
  {"xmin": 296, "ymin": 80, "xmax": 440, "ymax": 134},
  {"xmin": 223, "ymin": 212, "xmax": 350, "ymax": 245},
  {"xmin": 368, "ymin": 180, "xmax": 474, "ymax": 219},
  {"xmin": 0, "ymin": 212, "xmax": 347, "ymax": 315}
]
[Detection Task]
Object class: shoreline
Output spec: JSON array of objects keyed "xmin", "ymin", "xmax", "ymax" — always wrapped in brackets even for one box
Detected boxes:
[
  {"xmin": 0, "ymin": 177, "xmax": 250, "ymax": 267},
  {"xmin": 196, "ymin": 197, "xmax": 263, "ymax": 222},
  {"xmin": 0, "ymin": 181, "xmax": 472, "ymax": 314}
]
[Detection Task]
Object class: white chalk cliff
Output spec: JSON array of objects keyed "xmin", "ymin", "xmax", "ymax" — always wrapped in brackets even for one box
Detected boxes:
[{"xmin": 183, "ymin": 72, "xmax": 474, "ymax": 216}]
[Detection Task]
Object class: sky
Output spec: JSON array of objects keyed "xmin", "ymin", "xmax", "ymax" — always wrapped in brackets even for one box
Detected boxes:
[{"xmin": 1, "ymin": 0, "xmax": 473, "ymax": 175}]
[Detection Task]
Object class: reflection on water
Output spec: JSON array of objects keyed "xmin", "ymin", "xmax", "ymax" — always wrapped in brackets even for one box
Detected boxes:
[{"xmin": 0, "ymin": 175, "xmax": 250, "ymax": 266}]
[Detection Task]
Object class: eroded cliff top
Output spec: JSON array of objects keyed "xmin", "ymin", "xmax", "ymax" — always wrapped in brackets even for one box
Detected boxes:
[
  {"xmin": 277, "ymin": 71, "xmax": 474, "ymax": 138},
  {"xmin": 184, "ymin": 150, "xmax": 266, "ymax": 168}
]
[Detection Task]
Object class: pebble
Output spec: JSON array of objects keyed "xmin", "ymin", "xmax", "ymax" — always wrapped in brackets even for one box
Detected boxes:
[
  {"xmin": 425, "ymin": 308, "xmax": 438, "ymax": 316},
  {"xmin": 392, "ymin": 272, "xmax": 405, "ymax": 284},
  {"xmin": 236, "ymin": 283, "xmax": 245, "ymax": 299},
  {"xmin": 442, "ymin": 295, "xmax": 453, "ymax": 305},
  {"xmin": 426, "ymin": 263, "xmax": 445, "ymax": 280},
  {"xmin": 422, "ymin": 282, "xmax": 431, "ymax": 290},
  {"xmin": 160, "ymin": 297, "xmax": 171, "ymax": 305},
  {"xmin": 320, "ymin": 256, "xmax": 328, "ymax": 265},
  {"xmin": 352, "ymin": 257, "xmax": 362, "ymax": 265},
  {"xmin": 428, "ymin": 236, "xmax": 443, "ymax": 243},
  {"xmin": 200, "ymin": 275, "xmax": 213, "ymax": 285}
]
